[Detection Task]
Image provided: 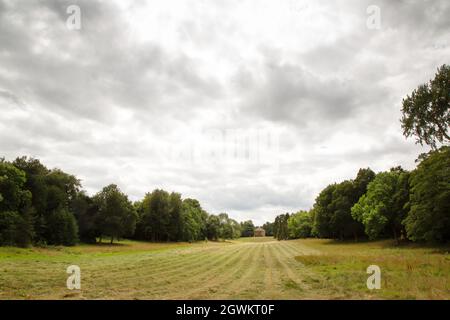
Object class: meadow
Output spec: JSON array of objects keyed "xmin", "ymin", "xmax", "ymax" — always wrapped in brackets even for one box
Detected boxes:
[{"xmin": 0, "ymin": 237, "xmax": 448, "ymax": 300}]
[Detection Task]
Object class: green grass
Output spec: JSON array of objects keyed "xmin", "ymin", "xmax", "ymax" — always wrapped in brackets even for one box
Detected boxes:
[
  {"xmin": 0, "ymin": 238, "xmax": 448, "ymax": 299},
  {"xmin": 295, "ymin": 239, "xmax": 450, "ymax": 299}
]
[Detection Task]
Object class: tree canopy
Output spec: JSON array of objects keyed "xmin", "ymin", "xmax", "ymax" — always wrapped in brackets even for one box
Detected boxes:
[
  {"xmin": 93, "ymin": 184, "xmax": 137, "ymax": 244},
  {"xmin": 351, "ymin": 167, "xmax": 410, "ymax": 241},
  {"xmin": 288, "ymin": 210, "xmax": 312, "ymax": 239},
  {"xmin": 401, "ymin": 64, "xmax": 450, "ymax": 148},
  {"xmin": 404, "ymin": 147, "xmax": 450, "ymax": 242}
]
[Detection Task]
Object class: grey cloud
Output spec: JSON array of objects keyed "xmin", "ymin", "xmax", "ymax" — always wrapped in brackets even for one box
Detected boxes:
[
  {"xmin": 0, "ymin": 0, "xmax": 224, "ymax": 125},
  {"xmin": 0, "ymin": 0, "xmax": 448, "ymax": 225}
]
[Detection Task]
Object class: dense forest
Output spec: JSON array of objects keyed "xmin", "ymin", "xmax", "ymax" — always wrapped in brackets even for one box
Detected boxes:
[{"xmin": 0, "ymin": 65, "xmax": 448, "ymax": 247}]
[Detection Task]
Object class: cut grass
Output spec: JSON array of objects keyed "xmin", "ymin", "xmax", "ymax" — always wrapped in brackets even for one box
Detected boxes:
[
  {"xmin": 294, "ymin": 239, "xmax": 450, "ymax": 299},
  {"xmin": 0, "ymin": 238, "xmax": 448, "ymax": 299}
]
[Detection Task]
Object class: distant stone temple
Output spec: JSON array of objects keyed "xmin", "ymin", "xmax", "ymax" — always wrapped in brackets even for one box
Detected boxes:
[{"xmin": 254, "ymin": 227, "xmax": 266, "ymax": 237}]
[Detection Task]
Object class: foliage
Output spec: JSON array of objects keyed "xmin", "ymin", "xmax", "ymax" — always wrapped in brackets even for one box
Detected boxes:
[
  {"xmin": 262, "ymin": 221, "xmax": 274, "ymax": 236},
  {"xmin": 404, "ymin": 147, "xmax": 450, "ymax": 242},
  {"xmin": 206, "ymin": 214, "xmax": 220, "ymax": 241},
  {"xmin": 181, "ymin": 198, "xmax": 208, "ymax": 242},
  {"xmin": 351, "ymin": 167, "xmax": 410, "ymax": 240},
  {"xmin": 401, "ymin": 64, "xmax": 450, "ymax": 148},
  {"xmin": 93, "ymin": 184, "xmax": 137, "ymax": 243},
  {"xmin": 45, "ymin": 207, "xmax": 79, "ymax": 246},
  {"xmin": 217, "ymin": 213, "xmax": 241, "ymax": 239},
  {"xmin": 0, "ymin": 161, "xmax": 34, "ymax": 246},
  {"xmin": 312, "ymin": 168, "xmax": 375, "ymax": 240},
  {"xmin": 71, "ymin": 192, "xmax": 97, "ymax": 243},
  {"xmin": 240, "ymin": 220, "xmax": 255, "ymax": 237},
  {"xmin": 288, "ymin": 210, "xmax": 312, "ymax": 238},
  {"xmin": 274, "ymin": 213, "xmax": 289, "ymax": 240},
  {"xmin": 11, "ymin": 157, "xmax": 81, "ymax": 245}
]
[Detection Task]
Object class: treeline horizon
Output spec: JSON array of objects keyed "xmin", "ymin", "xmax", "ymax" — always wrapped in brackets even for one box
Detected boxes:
[
  {"xmin": 272, "ymin": 146, "xmax": 449, "ymax": 244},
  {"xmin": 270, "ymin": 65, "xmax": 450, "ymax": 244},
  {"xmin": 1, "ymin": 146, "xmax": 448, "ymax": 247},
  {"xmin": 0, "ymin": 155, "xmax": 264, "ymax": 247},
  {"xmin": 1, "ymin": 65, "xmax": 448, "ymax": 247}
]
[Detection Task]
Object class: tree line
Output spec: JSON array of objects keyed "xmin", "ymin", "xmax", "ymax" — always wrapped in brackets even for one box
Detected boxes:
[
  {"xmin": 273, "ymin": 65, "xmax": 450, "ymax": 244},
  {"xmin": 0, "ymin": 156, "xmax": 261, "ymax": 247},
  {"xmin": 273, "ymin": 146, "xmax": 449, "ymax": 243},
  {"xmin": 1, "ymin": 65, "xmax": 448, "ymax": 246}
]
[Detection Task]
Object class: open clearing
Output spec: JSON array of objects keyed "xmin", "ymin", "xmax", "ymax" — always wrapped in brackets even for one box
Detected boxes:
[{"xmin": 0, "ymin": 237, "xmax": 448, "ymax": 299}]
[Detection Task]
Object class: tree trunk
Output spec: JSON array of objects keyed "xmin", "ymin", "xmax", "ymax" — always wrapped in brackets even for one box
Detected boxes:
[
  {"xmin": 110, "ymin": 236, "xmax": 114, "ymax": 244},
  {"xmin": 393, "ymin": 227, "xmax": 399, "ymax": 245}
]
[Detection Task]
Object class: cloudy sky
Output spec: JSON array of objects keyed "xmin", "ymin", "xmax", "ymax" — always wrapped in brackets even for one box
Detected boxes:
[{"xmin": 0, "ymin": 0, "xmax": 449, "ymax": 225}]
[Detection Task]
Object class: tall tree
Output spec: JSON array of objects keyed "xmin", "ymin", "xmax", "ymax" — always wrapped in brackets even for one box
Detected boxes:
[
  {"xmin": 45, "ymin": 207, "xmax": 79, "ymax": 246},
  {"xmin": 139, "ymin": 189, "xmax": 170, "ymax": 242},
  {"xmin": 71, "ymin": 192, "xmax": 98, "ymax": 243},
  {"xmin": 313, "ymin": 168, "xmax": 375, "ymax": 240},
  {"xmin": 217, "ymin": 213, "xmax": 240, "ymax": 239},
  {"xmin": 240, "ymin": 220, "xmax": 255, "ymax": 237},
  {"xmin": 12, "ymin": 157, "xmax": 81, "ymax": 245},
  {"xmin": 262, "ymin": 221, "xmax": 274, "ymax": 236},
  {"xmin": 206, "ymin": 214, "xmax": 220, "ymax": 241},
  {"xmin": 288, "ymin": 210, "xmax": 312, "ymax": 239},
  {"xmin": 93, "ymin": 184, "xmax": 137, "ymax": 244},
  {"xmin": 401, "ymin": 64, "xmax": 450, "ymax": 148},
  {"xmin": 351, "ymin": 167, "xmax": 410, "ymax": 241},
  {"xmin": 404, "ymin": 147, "xmax": 450, "ymax": 242},
  {"xmin": 167, "ymin": 192, "xmax": 183, "ymax": 241},
  {"xmin": 274, "ymin": 213, "xmax": 289, "ymax": 240},
  {"xmin": 180, "ymin": 198, "xmax": 208, "ymax": 242},
  {"xmin": 0, "ymin": 160, "xmax": 34, "ymax": 247},
  {"xmin": 312, "ymin": 184, "xmax": 337, "ymax": 238}
]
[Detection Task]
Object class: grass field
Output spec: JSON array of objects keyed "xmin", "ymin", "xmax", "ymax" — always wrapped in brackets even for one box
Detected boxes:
[{"xmin": 0, "ymin": 237, "xmax": 448, "ymax": 300}]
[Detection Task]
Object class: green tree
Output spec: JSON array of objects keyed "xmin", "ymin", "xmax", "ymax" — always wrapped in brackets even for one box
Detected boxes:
[
  {"xmin": 312, "ymin": 184, "xmax": 336, "ymax": 238},
  {"xmin": 330, "ymin": 180, "xmax": 365, "ymax": 240},
  {"xmin": 167, "ymin": 192, "xmax": 183, "ymax": 241},
  {"xmin": 138, "ymin": 189, "xmax": 170, "ymax": 241},
  {"xmin": 181, "ymin": 198, "xmax": 208, "ymax": 242},
  {"xmin": 0, "ymin": 161, "xmax": 34, "ymax": 247},
  {"xmin": 93, "ymin": 184, "xmax": 137, "ymax": 244},
  {"xmin": 262, "ymin": 221, "xmax": 274, "ymax": 236},
  {"xmin": 312, "ymin": 168, "xmax": 375, "ymax": 240},
  {"xmin": 404, "ymin": 147, "xmax": 450, "ymax": 242},
  {"xmin": 12, "ymin": 157, "xmax": 82, "ymax": 245},
  {"xmin": 71, "ymin": 192, "xmax": 97, "ymax": 243},
  {"xmin": 13, "ymin": 157, "xmax": 49, "ymax": 212},
  {"xmin": 351, "ymin": 168, "xmax": 410, "ymax": 241},
  {"xmin": 288, "ymin": 210, "xmax": 312, "ymax": 238},
  {"xmin": 274, "ymin": 213, "xmax": 289, "ymax": 240},
  {"xmin": 217, "ymin": 213, "xmax": 240, "ymax": 239},
  {"xmin": 401, "ymin": 64, "xmax": 450, "ymax": 148},
  {"xmin": 46, "ymin": 207, "xmax": 79, "ymax": 246},
  {"xmin": 0, "ymin": 161, "xmax": 28, "ymax": 212},
  {"xmin": 231, "ymin": 219, "xmax": 241, "ymax": 239},
  {"xmin": 240, "ymin": 220, "xmax": 255, "ymax": 237},
  {"xmin": 206, "ymin": 214, "xmax": 220, "ymax": 240}
]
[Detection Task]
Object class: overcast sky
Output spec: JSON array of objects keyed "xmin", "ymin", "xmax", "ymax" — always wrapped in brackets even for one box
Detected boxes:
[{"xmin": 0, "ymin": 0, "xmax": 449, "ymax": 225}]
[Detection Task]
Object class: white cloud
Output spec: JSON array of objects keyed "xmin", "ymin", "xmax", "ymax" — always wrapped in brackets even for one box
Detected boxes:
[{"xmin": 0, "ymin": 0, "xmax": 448, "ymax": 224}]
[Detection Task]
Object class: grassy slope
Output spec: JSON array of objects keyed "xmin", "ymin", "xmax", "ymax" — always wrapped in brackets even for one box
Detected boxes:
[{"xmin": 0, "ymin": 238, "xmax": 448, "ymax": 300}]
